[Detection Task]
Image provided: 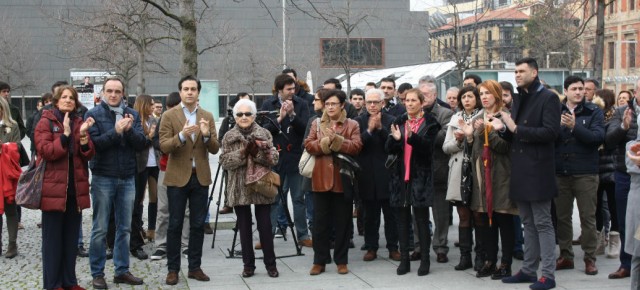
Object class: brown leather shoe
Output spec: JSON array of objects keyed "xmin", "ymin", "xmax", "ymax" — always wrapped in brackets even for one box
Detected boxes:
[
  {"xmin": 92, "ymin": 276, "xmax": 108, "ymax": 289},
  {"xmin": 219, "ymin": 206, "xmax": 234, "ymax": 214},
  {"xmin": 555, "ymin": 257, "xmax": 574, "ymax": 270},
  {"xmin": 255, "ymin": 242, "xmax": 262, "ymax": 250},
  {"xmin": 299, "ymin": 239, "xmax": 313, "ymax": 247},
  {"xmin": 363, "ymin": 250, "xmax": 377, "ymax": 261},
  {"xmin": 410, "ymin": 251, "xmax": 421, "ymax": 261},
  {"xmin": 388, "ymin": 250, "xmax": 401, "ymax": 261},
  {"xmin": 436, "ymin": 253, "xmax": 449, "ymax": 263},
  {"xmin": 309, "ymin": 264, "xmax": 325, "ymax": 275},
  {"xmin": 188, "ymin": 268, "xmax": 210, "ymax": 281},
  {"xmin": 337, "ymin": 264, "xmax": 349, "ymax": 274},
  {"xmin": 113, "ymin": 272, "xmax": 144, "ymax": 285},
  {"xmin": 242, "ymin": 268, "xmax": 255, "ymax": 278},
  {"xmin": 608, "ymin": 267, "xmax": 631, "ymax": 279},
  {"xmin": 584, "ymin": 258, "xmax": 598, "ymax": 275},
  {"xmin": 165, "ymin": 271, "xmax": 179, "ymax": 285}
]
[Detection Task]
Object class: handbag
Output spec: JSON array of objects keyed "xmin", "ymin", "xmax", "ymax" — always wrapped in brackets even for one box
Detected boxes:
[
  {"xmin": 15, "ymin": 154, "xmax": 45, "ymax": 209},
  {"xmin": 246, "ymin": 170, "xmax": 281, "ymax": 198},
  {"xmin": 299, "ymin": 118, "xmax": 320, "ymax": 178},
  {"xmin": 460, "ymin": 141, "xmax": 473, "ymax": 206}
]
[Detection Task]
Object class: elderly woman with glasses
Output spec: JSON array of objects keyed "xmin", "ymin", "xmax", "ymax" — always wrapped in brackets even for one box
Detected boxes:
[
  {"xmin": 304, "ymin": 89, "xmax": 362, "ymax": 276},
  {"xmin": 219, "ymin": 99, "xmax": 280, "ymax": 278}
]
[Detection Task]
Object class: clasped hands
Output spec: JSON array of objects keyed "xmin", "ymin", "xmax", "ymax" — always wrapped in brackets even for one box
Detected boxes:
[{"xmin": 181, "ymin": 118, "xmax": 211, "ymax": 138}]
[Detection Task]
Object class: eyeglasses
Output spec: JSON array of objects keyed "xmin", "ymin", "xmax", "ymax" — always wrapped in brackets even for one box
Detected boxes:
[
  {"xmin": 235, "ymin": 112, "xmax": 253, "ymax": 117},
  {"xmin": 324, "ymin": 102, "xmax": 341, "ymax": 108},
  {"xmin": 366, "ymin": 100, "xmax": 382, "ymax": 105}
]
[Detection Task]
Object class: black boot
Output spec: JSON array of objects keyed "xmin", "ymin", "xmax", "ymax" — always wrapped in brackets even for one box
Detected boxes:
[
  {"xmin": 473, "ymin": 224, "xmax": 485, "ymax": 272},
  {"xmin": 455, "ymin": 226, "xmax": 473, "ymax": 270},
  {"xmin": 396, "ymin": 208, "xmax": 410, "ymax": 275},
  {"xmin": 415, "ymin": 208, "xmax": 431, "ymax": 276},
  {"xmin": 476, "ymin": 261, "xmax": 497, "ymax": 278}
]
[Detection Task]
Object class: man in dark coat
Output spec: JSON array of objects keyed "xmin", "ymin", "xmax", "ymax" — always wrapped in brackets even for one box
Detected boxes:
[
  {"xmin": 419, "ymin": 80, "xmax": 453, "ymax": 264},
  {"xmin": 497, "ymin": 58, "xmax": 561, "ymax": 290},
  {"xmin": 260, "ymin": 74, "xmax": 312, "ymax": 246},
  {"xmin": 379, "ymin": 77, "xmax": 406, "ymax": 117},
  {"xmin": 554, "ymin": 76, "xmax": 604, "ymax": 276},
  {"xmin": 354, "ymin": 88, "xmax": 399, "ymax": 262}
]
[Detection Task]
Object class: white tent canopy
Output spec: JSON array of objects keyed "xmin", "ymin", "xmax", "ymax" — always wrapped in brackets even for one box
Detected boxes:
[{"xmin": 338, "ymin": 61, "xmax": 456, "ymax": 90}]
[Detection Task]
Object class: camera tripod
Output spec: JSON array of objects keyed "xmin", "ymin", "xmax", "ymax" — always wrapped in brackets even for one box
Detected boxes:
[{"xmin": 207, "ymin": 164, "xmax": 304, "ymax": 259}]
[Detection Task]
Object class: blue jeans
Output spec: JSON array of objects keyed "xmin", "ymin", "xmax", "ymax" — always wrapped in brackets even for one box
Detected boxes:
[
  {"xmin": 271, "ymin": 171, "xmax": 309, "ymax": 240},
  {"xmin": 89, "ymin": 175, "xmax": 135, "ymax": 278},
  {"xmin": 615, "ymin": 171, "xmax": 632, "ymax": 270},
  {"xmin": 166, "ymin": 174, "xmax": 208, "ymax": 272}
]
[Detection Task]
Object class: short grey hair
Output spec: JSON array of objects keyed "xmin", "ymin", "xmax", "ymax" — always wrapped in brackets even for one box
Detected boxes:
[
  {"xmin": 420, "ymin": 81, "xmax": 437, "ymax": 95},
  {"xmin": 447, "ymin": 86, "xmax": 460, "ymax": 94},
  {"xmin": 418, "ymin": 75, "xmax": 436, "ymax": 85},
  {"xmin": 233, "ymin": 99, "xmax": 257, "ymax": 116},
  {"xmin": 365, "ymin": 88, "xmax": 384, "ymax": 101}
]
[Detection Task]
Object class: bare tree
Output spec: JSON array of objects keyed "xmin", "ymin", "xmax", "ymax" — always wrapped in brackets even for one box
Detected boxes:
[
  {"xmin": 47, "ymin": 0, "xmax": 178, "ymax": 95},
  {"xmin": 140, "ymin": 0, "xmax": 244, "ymax": 77},
  {"xmin": 0, "ymin": 13, "xmax": 41, "ymax": 116},
  {"xmin": 425, "ymin": 1, "xmax": 489, "ymax": 83},
  {"xmin": 289, "ymin": 0, "xmax": 375, "ymax": 93},
  {"xmin": 517, "ymin": 0, "xmax": 598, "ymax": 71}
]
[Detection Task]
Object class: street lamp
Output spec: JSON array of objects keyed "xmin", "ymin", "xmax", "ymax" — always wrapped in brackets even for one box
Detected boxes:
[{"xmin": 546, "ymin": 51, "xmax": 567, "ymax": 69}]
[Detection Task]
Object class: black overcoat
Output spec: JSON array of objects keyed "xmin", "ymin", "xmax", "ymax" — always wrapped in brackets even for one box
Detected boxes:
[{"xmin": 354, "ymin": 111, "xmax": 395, "ymax": 200}]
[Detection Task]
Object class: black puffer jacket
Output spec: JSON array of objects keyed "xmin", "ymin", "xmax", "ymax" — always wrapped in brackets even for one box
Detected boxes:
[
  {"xmin": 599, "ymin": 107, "xmax": 617, "ymax": 183},
  {"xmin": 386, "ymin": 113, "xmax": 440, "ymax": 208},
  {"xmin": 605, "ymin": 101, "xmax": 639, "ymax": 173}
]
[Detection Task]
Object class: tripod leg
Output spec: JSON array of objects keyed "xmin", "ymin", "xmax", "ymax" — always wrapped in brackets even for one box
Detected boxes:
[
  {"xmin": 212, "ymin": 170, "xmax": 226, "ymax": 248},
  {"xmin": 228, "ymin": 220, "xmax": 240, "ymax": 258},
  {"xmin": 277, "ymin": 184, "xmax": 302, "ymax": 255}
]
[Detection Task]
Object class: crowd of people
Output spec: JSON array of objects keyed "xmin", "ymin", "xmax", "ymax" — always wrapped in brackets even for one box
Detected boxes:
[{"xmin": 0, "ymin": 56, "xmax": 640, "ymax": 290}]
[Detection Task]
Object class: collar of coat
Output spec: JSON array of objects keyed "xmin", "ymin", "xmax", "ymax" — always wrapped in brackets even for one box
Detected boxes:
[
  {"xmin": 222, "ymin": 123, "xmax": 271, "ymax": 146},
  {"xmin": 320, "ymin": 108, "xmax": 347, "ymax": 129}
]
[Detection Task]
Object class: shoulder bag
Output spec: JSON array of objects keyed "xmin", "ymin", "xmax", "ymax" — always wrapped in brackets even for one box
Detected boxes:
[{"xmin": 299, "ymin": 118, "xmax": 320, "ymax": 178}]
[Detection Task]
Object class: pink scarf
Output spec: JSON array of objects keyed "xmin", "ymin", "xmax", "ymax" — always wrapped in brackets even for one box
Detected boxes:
[{"xmin": 403, "ymin": 117, "xmax": 425, "ymax": 182}]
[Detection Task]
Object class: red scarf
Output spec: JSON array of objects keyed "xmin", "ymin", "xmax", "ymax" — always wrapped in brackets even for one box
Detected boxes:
[{"xmin": 403, "ymin": 116, "xmax": 425, "ymax": 182}]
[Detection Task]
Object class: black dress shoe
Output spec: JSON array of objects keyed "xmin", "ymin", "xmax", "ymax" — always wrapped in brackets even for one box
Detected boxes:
[
  {"xmin": 267, "ymin": 267, "xmax": 279, "ymax": 278},
  {"xmin": 436, "ymin": 253, "xmax": 449, "ymax": 263},
  {"xmin": 131, "ymin": 248, "xmax": 148, "ymax": 260},
  {"xmin": 113, "ymin": 271, "xmax": 144, "ymax": 285},
  {"xmin": 476, "ymin": 261, "xmax": 497, "ymax": 278},
  {"xmin": 92, "ymin": 276, "xmax": 108, "ymax": 289},
  {"xmin": 491, "ymin": 263, "xmax": 511, "ymax": 280}
]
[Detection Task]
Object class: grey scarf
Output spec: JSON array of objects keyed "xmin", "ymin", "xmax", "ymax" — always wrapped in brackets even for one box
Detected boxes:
[{"xmin": 108, "ymin": 102, "xmax": 124, "ymax": 123}]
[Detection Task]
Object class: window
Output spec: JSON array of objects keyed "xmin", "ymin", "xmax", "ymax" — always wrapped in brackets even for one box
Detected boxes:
[
  {"xmin": 630, "ymin": 42, "xmax": 636, "ymax": 68},
  {"xmin": 475, "ymin": 33, "xmax": 479, "ymax": 49},
  {"xmin": 320, "ymin": 38, "xmax": 384, "ymax": 68},
  {"xmin": 608, "ymin": 42, "xmax": 615, "ymax": 69},
  {"xmin": 488, "ymin": 30, "xmax": 492, "ymax": 41},
  {"xmin": 609, "ymin": 1, "xmax": 614, "ymax": 14},
  {"xmin": 632, "ymin": 0, "xmax": 636, "ymax": 10}
]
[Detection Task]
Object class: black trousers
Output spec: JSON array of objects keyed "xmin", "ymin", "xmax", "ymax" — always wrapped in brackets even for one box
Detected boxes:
[
  {"xmin": 596, "ymin": 180, "xmax": 618, "ymax": 232},
  {"xmin": 313, "ymin": 192, "xmax": 352, "ymax": 265},
  {"xmin": 42, "ymin": 196, "xmax": 81, "ymax": 289},
  {"xmin": 475, "ymin": 212, "xmax": 515, "ymax": 265},
  {"xmin": 362, "ymin": 199, "xmax": 398, "ymax": 251},
  {"xmin": 235, "ymin": 204, "xmax": 276, "ymax": 270}
]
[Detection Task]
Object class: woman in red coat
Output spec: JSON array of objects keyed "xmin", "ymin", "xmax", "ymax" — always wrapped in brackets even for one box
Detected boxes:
[{"xmin": 35, "ymin": 85, "xmax": 95, "ymax": 290}]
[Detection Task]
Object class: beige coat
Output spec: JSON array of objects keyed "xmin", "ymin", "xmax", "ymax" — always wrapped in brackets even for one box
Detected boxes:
[
  {"xmin": 219, "ymin": 124, "xmax": 279, "ymax": 207},
  {"xmin": 159, "ymin": 105, "xmax": 220, "ymax": 187}
]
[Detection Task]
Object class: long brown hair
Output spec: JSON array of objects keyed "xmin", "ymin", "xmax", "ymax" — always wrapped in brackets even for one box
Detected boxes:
[{"xmin": 134, "ymin": 94, "xmax": 154, "ymax": 135}]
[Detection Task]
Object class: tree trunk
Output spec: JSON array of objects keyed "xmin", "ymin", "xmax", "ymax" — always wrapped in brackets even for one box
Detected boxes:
[
  {"xmin": 136, "ymin": 45, "xmax": 146, "ymax": 95},
  {"xmin": 593, "ymin": 0, "xmax": 605, "ymax": 84},
  {"xmin": 180, "ymin": 0, "xmax": 198, "ymax": 77}
]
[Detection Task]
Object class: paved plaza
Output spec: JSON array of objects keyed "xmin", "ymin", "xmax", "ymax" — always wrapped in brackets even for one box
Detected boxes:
[{"xmin": 0, "ymin": 140, "xmax": 633, "ymax": 289}]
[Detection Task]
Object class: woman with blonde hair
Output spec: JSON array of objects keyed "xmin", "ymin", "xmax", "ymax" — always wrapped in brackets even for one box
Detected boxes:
[{"xmin": 459, "ymin": 80, "xmax": 517, "ymax": 279}]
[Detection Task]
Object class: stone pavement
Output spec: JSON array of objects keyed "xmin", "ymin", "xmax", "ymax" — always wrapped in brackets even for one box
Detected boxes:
[{"xmin": 0, "ymin": 139, "xmax": 633, "ymax": 289}]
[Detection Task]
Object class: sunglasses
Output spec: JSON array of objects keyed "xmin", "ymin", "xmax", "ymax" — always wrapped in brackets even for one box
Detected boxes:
[{"xmin": 235, "ymin": 112, "xmax": 253, "ymax": 117}]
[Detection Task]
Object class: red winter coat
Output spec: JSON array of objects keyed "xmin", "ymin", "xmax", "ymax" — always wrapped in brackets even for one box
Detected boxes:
[
  {"xmin": 0, "ymin": 143, "xmax": 21, "ymax": 215},
  {"xmin": 35, "ymin": 110, "xmax": 95, "ymax": 212}
]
